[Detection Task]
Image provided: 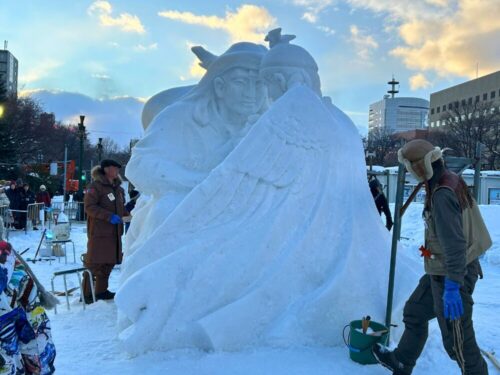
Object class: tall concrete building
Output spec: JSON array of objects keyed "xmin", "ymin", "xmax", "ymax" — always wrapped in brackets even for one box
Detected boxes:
[
  {"xmin": 368, "ymin": 95, "xmax": 429, "ymax": 134},
  {"xmin": 429, "ymin": 70, "xmax": 500, "ymax": 127},
  {"xmin": 0, "ymin": 47, "xmax": 18, "ymax": 97}
]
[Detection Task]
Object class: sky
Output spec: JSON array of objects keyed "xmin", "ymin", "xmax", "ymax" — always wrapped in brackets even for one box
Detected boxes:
[{"xmin": 2, "ymin": 0, "xmax": 500, "ymax": 146}]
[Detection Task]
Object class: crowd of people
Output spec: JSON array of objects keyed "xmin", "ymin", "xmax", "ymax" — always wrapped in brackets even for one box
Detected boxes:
[{"xmin": 0, "ymin": 180, "xmax": 52, "ymax": 232}]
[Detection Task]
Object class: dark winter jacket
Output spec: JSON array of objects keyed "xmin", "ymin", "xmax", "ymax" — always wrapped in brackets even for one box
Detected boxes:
[
  {"xmin": 19, "ymin": 188, "xmax": 35, "ymax": 210},
  {"xmin": 5, "ymin": 187, "xmax": 21, "ymax": 210},
  {"xmin": 125, "ymin": 190, "xmax": 140, "ymax": 213},
  {"xmin": 36, "ymin": 191, "xmax": 51, "ymax": 207},
  {"xmin": 369, "ymin": 179, "xmax": 393, "ymax": 230},
  {"xmin": 84, "ymin": 166, "xmax": 129, "ymax": 264}
]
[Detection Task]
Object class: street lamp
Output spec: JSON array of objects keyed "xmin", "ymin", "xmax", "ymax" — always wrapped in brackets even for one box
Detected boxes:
[
  {"xmin": 78, "ymin": 115, "xmax": 86, "ymax": 195},
  {"xmin": 366, "ymin": 150, "xmax": 376, "ymax": 171},
  {"xmin": 97, "ymin": 137, "xmax": 103, "ymax": 163}
]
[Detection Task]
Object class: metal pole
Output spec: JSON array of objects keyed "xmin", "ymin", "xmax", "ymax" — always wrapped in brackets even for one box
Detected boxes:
[
  {"xmin": 385, "ymin": 163, "xmax": 406, "ymax": 334},
  {"xmin": 78, "ymin": 132, "xmax": 84, "ymax": 195},
  {"xmin": 63, "ymin": 145, "xmax": 67, "ymax": 200},
  {"xmin": 78, "ymin": 116, "xmax": 85, "ymax": 195},
  {"xmin": 98, "ymin": 137, "xmax": 103, "ymax": 163},
  {"xmin": 473, "ymin": 142, "xmax": 484, "ymax": 203}
]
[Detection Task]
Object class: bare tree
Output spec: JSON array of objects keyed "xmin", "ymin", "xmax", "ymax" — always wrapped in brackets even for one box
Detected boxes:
[
  {"xmin": 439, "ymin": 100, "xmax": 500, "ymax": 168},
  {"xmin": 365, "ymin": 127, "xmax": 399, "ymax": 166}
]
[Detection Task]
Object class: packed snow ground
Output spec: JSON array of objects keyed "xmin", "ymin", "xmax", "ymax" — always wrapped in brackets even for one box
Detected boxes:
[{"xmin": 5, "ymin": 203, "xmax": 500, "ymax": 374}]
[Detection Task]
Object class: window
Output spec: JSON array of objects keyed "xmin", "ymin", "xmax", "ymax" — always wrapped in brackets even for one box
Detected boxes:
[
  {"xmin": 492, "ymin": 91, "xmax": 496, "ymax": 99},
  {"xmin": 442, "ymin": 105, "xmax": 446, "ymax": 112},
  {"xmin": 431, "ymin": 108, "xmax": 434, "ymax": 115},
  {"xmin": 476, "ymin": 95, "xmax": 480, "ymax": 103},
  {"xmin": 468, "ymin": 97, "xmax": 472, "ymax": 105},
  {"xmin": 483, "ymin": 93, "xmax": 488, "ymax": 100},
  {"xmin": 448, "ymin": 103, "xmax": 453, "ymax": 110},
  {"xmin": 455, "ymin": 101, "xmax": 459, "ymax": 108},
  {"xmin": 437, "ymin": 107, "xmax": 441, "ymax": 113},
  {"xmin": 461, "ymin": 99, "xmax": 466, "ymax": 107}
]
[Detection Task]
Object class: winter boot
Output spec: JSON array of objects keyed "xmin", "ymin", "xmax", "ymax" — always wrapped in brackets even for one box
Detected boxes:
[
  {"xmin": 96, "ymin": 290, "xmax": 115, "ymax": 300},
  {"xmin": 372, "ymin": 343, "xmax": 412, "ymax": 375}
]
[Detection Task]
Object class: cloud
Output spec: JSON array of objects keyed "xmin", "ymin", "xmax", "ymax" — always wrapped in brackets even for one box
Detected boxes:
[
  {"xmin": 88, "ymin": 1, "xmax": 145, "ymax": 34},
  {"xmin": 134, "ymin": 43, "xmax": 158, "ymax": 52},
  {"xmin": 158, "ymin": 4, "xmax": 276, "ymax": 43},
  {"xmin": 19, "ymin": 59, "xmax": 63, "ymax": 84},
  {"xmin": 349, "ymin": 25, "xmax": 378, "ymax": 61},
  {"xmin": 316, "ymin": 25, "xmax": 336, "ymax": 36},
  {"xmin": 91, "ymin": 73, "xmax": 111, "ymax": 80},
  {"xmin": 292, "ymin": 0, "xmax": 333, "ymax": 23},
  {"xmin": 346, "ymin": 0, "xmax": 500, "ymax": 78},
  {"xmin": 23, "ymin": 90, "xmax": 144, "ymax": 147},
  {"xmin": 409, "ymin": 73, "xmax": 431, "ymax": 90}
]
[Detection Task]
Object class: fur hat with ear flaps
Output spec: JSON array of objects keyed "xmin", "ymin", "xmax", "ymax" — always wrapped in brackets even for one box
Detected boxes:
[{"xmin": 398, "ymin": 139, "xmax": 443, "ymax": 182}]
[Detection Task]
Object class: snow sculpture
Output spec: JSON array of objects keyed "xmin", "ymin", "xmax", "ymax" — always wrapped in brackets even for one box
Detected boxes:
[{"xmin": 117, "ymin": 29, "xmax": 417, "ymax": 354}]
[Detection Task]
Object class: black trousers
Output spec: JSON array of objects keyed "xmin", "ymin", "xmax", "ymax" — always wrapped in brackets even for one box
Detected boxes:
[{"xmin": 395, "ymin": 261, "xmax": 488, "ymax": 374}]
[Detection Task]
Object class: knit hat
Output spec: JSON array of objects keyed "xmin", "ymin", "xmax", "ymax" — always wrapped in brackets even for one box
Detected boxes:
[
  {"xmin": 40, "ymin": 185, "xmax": 46, "ymax": 190},
  {"xmin": 0, "ymin": 241, "xmax": 12, "ymax": 255},
  {"xmin": 100, "ymin": 159, "xmax": 122, "ymax": 169},
  {"xmin": 398, "ymin": 140, "xmax": 442, "ymax": 182}
]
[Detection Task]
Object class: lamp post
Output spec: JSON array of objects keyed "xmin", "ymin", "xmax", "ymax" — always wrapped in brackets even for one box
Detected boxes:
[
  {"xmin": 78, "ymin": 115, "xmax": 86, "ymax": 195},
  {"xmin": 97, "ymin": 137, "xmax": 103, "ymax": 163}
]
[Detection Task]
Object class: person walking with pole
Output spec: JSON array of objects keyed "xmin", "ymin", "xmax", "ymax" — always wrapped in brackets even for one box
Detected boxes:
[
  {"xmin": 82, "ymin": 159, "xmax": 129, "ymax": 303},
  {"xmin": 373, "ymin": 139, "xmax": 491, "ymax": 375}
]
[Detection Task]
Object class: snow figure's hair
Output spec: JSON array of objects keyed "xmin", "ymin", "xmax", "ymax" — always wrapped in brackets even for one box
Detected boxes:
[{"xmin": 182, "ymin": 42, "xmax": 268, "ymax": 127}]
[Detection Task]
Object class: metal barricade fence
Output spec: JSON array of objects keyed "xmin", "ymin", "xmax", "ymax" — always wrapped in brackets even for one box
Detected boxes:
[
  {"xmin": 27, "ymin": 203, "xmax": 45, "ymax": 228},
  {"xmin": 49, "ymin": 201, "xmax": 86, "ymax": 225},
  {"xmin": 0, "ymin": 205, "xmax": 10, "ymax": 239}
]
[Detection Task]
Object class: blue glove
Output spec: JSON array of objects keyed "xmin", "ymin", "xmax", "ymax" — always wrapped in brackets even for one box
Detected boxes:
[
  {"xmin": 110, "ymin": 214, "xmax": 122, "ymax": 224},
  {"xmin": 443, "ymin": 278, "xmax": 464, "ymax": 320}
]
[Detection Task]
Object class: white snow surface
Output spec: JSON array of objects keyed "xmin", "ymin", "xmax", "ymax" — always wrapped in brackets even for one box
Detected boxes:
[
  {"xmin": 116, "ymin": 86, "xmax": 419, "ymax": 353},
  {"xmin": 4, "ymin": 202, "xmax": 499, "ymax": 374}
]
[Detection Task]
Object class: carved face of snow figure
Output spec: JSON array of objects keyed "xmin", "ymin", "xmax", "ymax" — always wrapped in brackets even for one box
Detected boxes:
[{"xmin": 214, "ymin": 67, "xmax": 267, "ymax": 126}]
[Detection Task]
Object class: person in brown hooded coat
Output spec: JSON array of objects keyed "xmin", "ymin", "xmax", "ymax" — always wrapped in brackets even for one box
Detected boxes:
[{"xmin": 83, "ymin": 159, "xmax": 129, "ymax": 303}]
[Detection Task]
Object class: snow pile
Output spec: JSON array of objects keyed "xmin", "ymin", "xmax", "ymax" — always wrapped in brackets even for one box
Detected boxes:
[{"xmin": 116, "ymin": 86, "xmax": 418, "ymax": 354}]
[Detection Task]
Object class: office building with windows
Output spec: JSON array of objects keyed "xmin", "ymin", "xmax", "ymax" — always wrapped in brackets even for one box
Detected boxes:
[
  {"xmin": 0, "ymin": 49, "xmax": 18, "ymax": 97},
  {"xmin": 368, "ymin": 96, "xmax": 429, "ymax": 134},
  {"xmin": 429, "ymin": 70, "xmax": 500, "ymax": 128}
]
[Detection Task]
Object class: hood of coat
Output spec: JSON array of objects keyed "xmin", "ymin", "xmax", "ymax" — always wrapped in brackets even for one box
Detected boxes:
[{"xmin": 91, "ymin": 165, "xmax": 122, "ymax": 186}]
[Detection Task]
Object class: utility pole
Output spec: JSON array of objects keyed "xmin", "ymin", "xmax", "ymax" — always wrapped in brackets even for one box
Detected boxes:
[
  {"xmin": 77, "ymin": 115, "xmax": 86, "ymax": 195},
  {"xmin": 474, "ymin": 142, "xmax": 485, "ymax": 203},
  {"xmin": 63, "ymin": 145, "xmax": 68, "ymax": 200},
  {"xmin": 97, "ymin": 137, "xmax": 103, "ymax": 163}
]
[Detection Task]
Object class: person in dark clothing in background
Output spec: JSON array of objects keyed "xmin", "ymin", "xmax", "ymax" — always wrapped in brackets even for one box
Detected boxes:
[
  {"xmin": 124, "ymin": 189, "xmax": 139, "ymax": 233},
  {"xmin": 373, "ymin": 140, "xmax": 491, "ymax": 375},
  {"xmin": 36, "ymin": 185, "xmax": 52, "ymax": 223},
  {"xmin": 20, "ymin": 183, "xmax": 36, "ymax": 230},
  {"xmin": 5, "ymin": 181, "xmax": 21, "ymax": 229},
  {"xmin": 36, "ymin": 185, "xmax": 51, "ymax": 208},
  {"xmin": 369, "ymin": 178, "xmax": 393, "ymax": 231}
]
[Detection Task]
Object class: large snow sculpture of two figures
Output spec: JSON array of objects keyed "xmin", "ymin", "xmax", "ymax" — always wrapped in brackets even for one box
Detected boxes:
[{"xmin": 117, "ymin": 29, "xmax": 417, "ymax": 354}]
